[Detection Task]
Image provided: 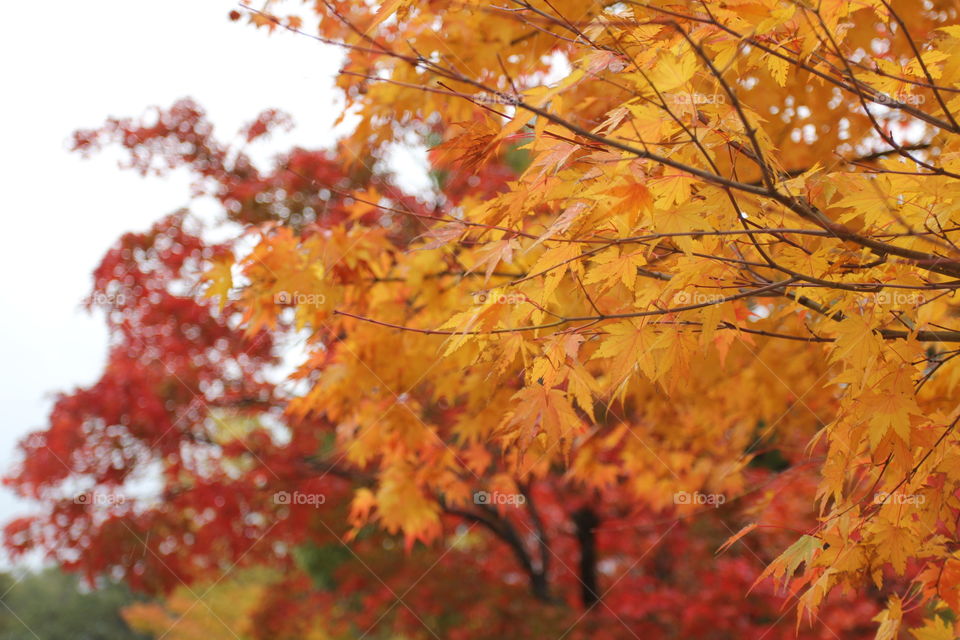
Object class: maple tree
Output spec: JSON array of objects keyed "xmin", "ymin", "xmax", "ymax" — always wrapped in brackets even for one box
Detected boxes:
[
  {"xmin": 11, "ymin": 0, "xmax": 960, "ymax": 637},
  {"xmin": 10, "ymin": 98, "xmax": 876, "ymax": 640}
]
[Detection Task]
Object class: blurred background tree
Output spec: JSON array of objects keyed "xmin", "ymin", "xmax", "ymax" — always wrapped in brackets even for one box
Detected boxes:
[{"xmin": 0, "ymin": 567, "xmax": 148, "ymax": 640}]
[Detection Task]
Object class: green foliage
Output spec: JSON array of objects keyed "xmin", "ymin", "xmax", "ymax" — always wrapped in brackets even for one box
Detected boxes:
[
  {"xmin": 0, "ymin": 567, "xmax": 148, "ymax": 640},
  {"xmin": 293, "ymin": 543, "xmax": 352, "ymax": 591}
]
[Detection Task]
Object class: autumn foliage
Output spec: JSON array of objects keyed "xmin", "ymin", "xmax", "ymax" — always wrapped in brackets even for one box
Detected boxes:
[{"xmin": 11, "ymin": 0, "xmax": 960, "ymax": 637}]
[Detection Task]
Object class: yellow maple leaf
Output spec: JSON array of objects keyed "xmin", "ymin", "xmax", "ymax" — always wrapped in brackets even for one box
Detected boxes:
[{"xmin": 202, "ymin": 254, "xmax": 234, "ymax": 311}]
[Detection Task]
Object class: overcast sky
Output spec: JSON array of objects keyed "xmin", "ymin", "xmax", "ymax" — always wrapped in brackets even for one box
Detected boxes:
[{"xmin": 0, "ymin": 1, "xmax": 390, "ymax": 564}]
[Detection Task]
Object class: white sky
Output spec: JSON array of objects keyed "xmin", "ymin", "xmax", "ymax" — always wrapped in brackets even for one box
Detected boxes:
[{"xmin": 0, "ymin": 0, "xmax": 395, "ymax": 563}]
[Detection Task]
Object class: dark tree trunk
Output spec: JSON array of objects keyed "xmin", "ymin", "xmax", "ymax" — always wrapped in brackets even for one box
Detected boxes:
[{"xmin": 572, "ymin": 507, "xmax": 600, "ymax": 608}]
